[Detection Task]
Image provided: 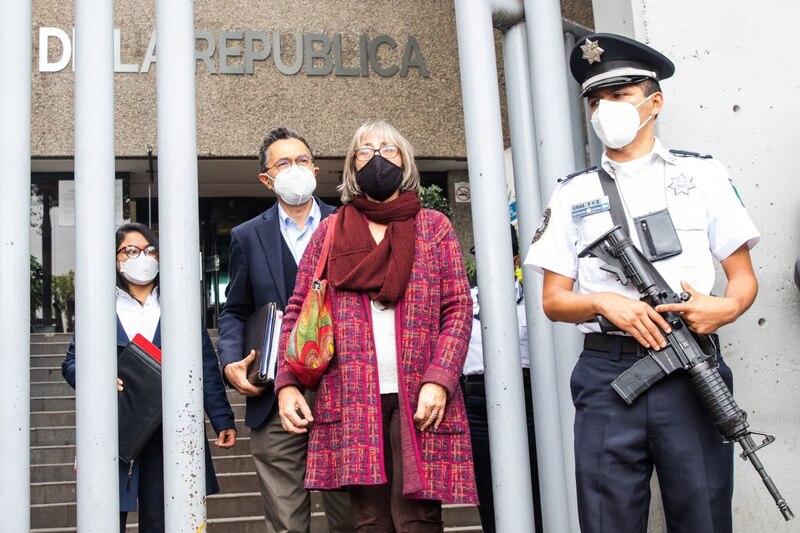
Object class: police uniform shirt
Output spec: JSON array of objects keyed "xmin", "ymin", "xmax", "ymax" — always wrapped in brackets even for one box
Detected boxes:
[
  {"xmin": 524, "ymin": 138, "xmax": 760, "ymax": 334},
  {"xmin": 463, "ymin": 282, "xmax": 529, "ymax": 375}
]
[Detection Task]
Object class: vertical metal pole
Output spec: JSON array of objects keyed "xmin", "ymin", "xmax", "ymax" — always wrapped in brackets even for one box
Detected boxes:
[
  {"xmin": 564, "ymin": 31, "xmax": 588, "ymax": 170},
  {"xmin": 74, "ymin": 0, "xmax": 120, "ymax": 530},
  {"xmin": 524, "ymin": 0, "xmax": 578, "ymax": 191},
  {"xmin": 156, "ymin": 0, "xmax": 206, "ymax": 530},
  {"xmin": 562, "ymin": 21, "xmax": 601, "ymax": 167},
  {"xmin": 0, "ymin": 2, "xmax": 32, "ymax": 530},
  {"xmin": 524, "ymin": 1, "xmax": 582, "ymax": 531},
  {"xmin": 455, "ymin": 2, "xmax": 535, "ymax": 531},
  {"xmin": 502, "ymin": 21, "xmax": 575, "ymax": 533}
]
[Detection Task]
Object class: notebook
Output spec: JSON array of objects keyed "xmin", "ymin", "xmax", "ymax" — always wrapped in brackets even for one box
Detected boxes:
[
  {"xmin": 117, "ymin": 333, "xmax": 162, "ymax": 464},
  {"xmin": 244, "ymin": 302, "xmax": 282, "ymax": 386}
]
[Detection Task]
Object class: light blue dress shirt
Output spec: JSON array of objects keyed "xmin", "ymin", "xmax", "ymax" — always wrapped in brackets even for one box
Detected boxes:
[{"xmin": 277, "ymin": 199, "xmax": 322, "ymax": 265}]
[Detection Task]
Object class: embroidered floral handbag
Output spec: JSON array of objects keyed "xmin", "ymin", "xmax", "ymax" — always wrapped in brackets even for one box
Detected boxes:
[{"xmin": 285, "ymin": 216, "xmax": 336, "ymax": 390}]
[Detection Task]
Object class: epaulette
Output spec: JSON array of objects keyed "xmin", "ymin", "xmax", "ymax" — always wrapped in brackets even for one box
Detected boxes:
[
  {"xmin": 669, "ymin": 149, "xmax": 713, "ymax": 159},
  {"xmin": 558, "ymin": 165, "xmax": 597, "ymax": 183}
]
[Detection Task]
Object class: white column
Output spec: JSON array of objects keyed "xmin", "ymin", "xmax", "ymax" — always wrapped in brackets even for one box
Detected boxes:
[
  {"xmin": 564, "ymin": 31, "xmax": 588, "ymax": 170},
  {"xmin": 155, "ymin": 0, "xmax": 206, "ymax": 530},
  {"xmin": 502, "ymin": 19, "xmax": 577, "ymax": 533},
  {"xmin": 523, "ymin": 1, "xmax": 583, "ymax": 531},
  {"xmin": 524, "ymin": 0, "xmax": 578, "ymax": 191},
  {"xmin": 454, "ymin": 2, "xmax": 536, "ymax": 531},
  {"xmin": 73, "ymin": 0, "xmax": 120, "ymax": 530},
  {"xmin": 0, "ymin": 1, "xmax": 32, "ymax": 529}
]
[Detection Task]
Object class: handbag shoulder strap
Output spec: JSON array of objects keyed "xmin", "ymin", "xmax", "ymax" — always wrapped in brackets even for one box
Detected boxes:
[
  {"xmin": 597, "ymin": 168, "xmax": 630, "ymax": 238},
  {"xmin": 313, "ymin": 214, "xmax": 337, "ymax": 280}
]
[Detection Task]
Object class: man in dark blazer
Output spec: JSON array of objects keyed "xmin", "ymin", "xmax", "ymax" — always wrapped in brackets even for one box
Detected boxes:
[{"xmin": 218, "ymin": 128, "xmax": 352, "ymax": 532}]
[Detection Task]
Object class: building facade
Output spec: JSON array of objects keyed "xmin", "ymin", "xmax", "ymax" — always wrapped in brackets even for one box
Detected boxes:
[
  {"xmin": 24, "ymin": 0, "xmax": 799, "ymax": 530},
  {"xmin": 30, "ymin": 0, "xmax": 593, "ymax": 330}
]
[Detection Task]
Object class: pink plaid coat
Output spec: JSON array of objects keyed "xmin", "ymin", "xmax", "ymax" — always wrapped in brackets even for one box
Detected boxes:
[{"xmin": 275, "ymin": 208, "xmax": 477, "ymax": 504}]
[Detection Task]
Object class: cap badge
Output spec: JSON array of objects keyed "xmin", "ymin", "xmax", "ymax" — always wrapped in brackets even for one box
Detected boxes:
[{"xmin": 580, "ymin": 39, "xmax": 604, "ymax": 64}]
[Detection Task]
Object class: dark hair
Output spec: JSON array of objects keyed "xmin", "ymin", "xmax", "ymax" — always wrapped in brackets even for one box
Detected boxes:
[
  {"xmin": 258, "ymin": 127, "xmax": 313, "ymax": 173},
  {"xmin": 640, "ymin": 78, "xmax": 662, "ymax": 97},
  {"xmin": 116, "ymin": 223, "xmax": 159, "ymax": 293}
]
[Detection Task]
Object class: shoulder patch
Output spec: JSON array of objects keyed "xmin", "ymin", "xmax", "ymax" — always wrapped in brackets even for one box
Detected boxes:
[
  {"xmin": 669, "ymin": 149, "xmax": 713, "ymax": 159},
  {"xmin": 729, "ymin": 179, "xmax": 745, "ymax": 206},
  {"xmin": 531, "ymin": 207, "xmax": 551, "ymax": 244},
  {"xmin": 558, "ymin": 165, "xmax": 598, "ymax": 183}
]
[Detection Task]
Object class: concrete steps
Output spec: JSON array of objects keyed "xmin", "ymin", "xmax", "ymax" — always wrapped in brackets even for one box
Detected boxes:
[{"xmin": 29, "ymin": 332, "xmax": 483, "ymax": 532}]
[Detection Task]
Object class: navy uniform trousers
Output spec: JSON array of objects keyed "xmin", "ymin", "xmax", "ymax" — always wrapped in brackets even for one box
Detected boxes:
[
  {"xmin": 571, "ymin": 334, "xmax": 734, "ymax": 533},
  {"xmin": 463, "ymin": 369, "xmax": 542, "ymax": 533}
]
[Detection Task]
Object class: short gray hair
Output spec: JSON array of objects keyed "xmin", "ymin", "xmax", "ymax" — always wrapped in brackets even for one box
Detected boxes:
[{"xmin": 338, "ymin": 120, "xmax": 420, "ymax": 204}]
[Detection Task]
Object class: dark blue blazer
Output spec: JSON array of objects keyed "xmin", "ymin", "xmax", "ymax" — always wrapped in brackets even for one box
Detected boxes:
[
  {"xmin": 218, "ymin": 199, "xmax": 337, "ymax": 428},
  {"xmin": 62, "ymin": 316, "xmax": 235, "ymax": 512}
]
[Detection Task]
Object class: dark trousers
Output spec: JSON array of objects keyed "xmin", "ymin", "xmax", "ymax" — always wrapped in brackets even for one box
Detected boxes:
[
  {"xmin": 571, "ymin": 340, "xmax": 734, "ymax": 533},
  {"xmin": 463, "ymin": 370, "xmax": 542, "ymax": 533},
  {"xmin": 349, "ymin": 393, "xmax": 443, "ymax": 533},
  {"xmin": 121, "ymin": 431, "xmax": 165, "ymax": 533}
]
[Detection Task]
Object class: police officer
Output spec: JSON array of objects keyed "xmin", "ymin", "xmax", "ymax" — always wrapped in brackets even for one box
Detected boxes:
[{"xmin": 524, "ymin": 33, "xmax": 759, "ymax": 532}]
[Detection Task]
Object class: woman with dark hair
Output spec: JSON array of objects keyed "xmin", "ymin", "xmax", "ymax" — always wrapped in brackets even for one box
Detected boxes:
[
  {"xmin": 62, "ymin": 222, "xmax": 236, "ymax": 532},
  {"xmin": 276, "ymin": 120, "xmax": 477, "ymax": 531},
  {"xmin": 114, "ymin": 223, "xmax": 161, "ymax": 295}
]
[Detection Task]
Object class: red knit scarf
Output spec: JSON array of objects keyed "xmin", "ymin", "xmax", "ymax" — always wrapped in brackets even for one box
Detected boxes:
[{"xmin": 328, "ymin": 191, "xmax": 421, "ymax": 305}]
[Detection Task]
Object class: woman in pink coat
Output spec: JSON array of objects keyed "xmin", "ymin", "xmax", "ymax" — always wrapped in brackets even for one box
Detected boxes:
[{"xmin": 276, "ymin": 120, "xmax": 477, "ymax": 531}]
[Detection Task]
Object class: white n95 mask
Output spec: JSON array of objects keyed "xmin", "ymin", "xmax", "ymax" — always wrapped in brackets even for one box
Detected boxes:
[
  {"xmin": 120, "ymin": 255, "xmax": 159, "ymax": 285},
  {"xmin": 590, "ymin": 94, "xmax": 654, "ymax": 149},
  {"xmin": 271, "ymin": 165, "xmax": 317, "ymax": 205}
]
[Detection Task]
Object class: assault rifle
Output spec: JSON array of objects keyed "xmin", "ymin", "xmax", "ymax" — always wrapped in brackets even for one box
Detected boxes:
[{"xmin": 579, "ymin": 225, "xmax": 793, "ymax": 521}]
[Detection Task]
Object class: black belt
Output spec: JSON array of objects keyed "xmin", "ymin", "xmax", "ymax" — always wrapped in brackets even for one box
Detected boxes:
[
  {"xmin": 583, "ymin": 333, "xmax": 645, "ymax": 359},
  {"xmin": 583, "ymin": 332, "xmax": 720, "ymax": 361},
  {"xmin": 461, "ymin": 368, "xmax": 530, "ymax": 397}
]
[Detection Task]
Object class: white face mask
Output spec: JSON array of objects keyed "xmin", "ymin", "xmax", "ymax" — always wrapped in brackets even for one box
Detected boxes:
[
  {"xmin": 590, "ymin": 94, "xmax": 655, "ymax": 150},
  {"xmin": 270, "ymin": 165, "xmax": 317, "ymax": 205},
  {"xmin": 120, "ymin": 255, "xmax": 159, "ymax": 285}
]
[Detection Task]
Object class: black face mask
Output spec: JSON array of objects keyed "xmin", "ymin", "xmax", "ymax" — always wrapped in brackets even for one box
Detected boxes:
[{"xmin": 356, "ymin": 155, "xmax": 403, "ymax": 202}]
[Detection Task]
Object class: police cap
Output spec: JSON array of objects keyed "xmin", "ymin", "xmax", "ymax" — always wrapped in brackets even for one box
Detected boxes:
[{"xmin": 570, "ymin": 33, "xmax": 675, "ymax": 96}]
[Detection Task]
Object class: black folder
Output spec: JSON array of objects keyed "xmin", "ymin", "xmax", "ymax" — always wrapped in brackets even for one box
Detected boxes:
[
  {"xmin": 117, "ymin": 334, "xmax": 162, "ymax": 464},
  {"xmin": 245, "ymin": 302, "xmax": 281, "ymax": 386}
]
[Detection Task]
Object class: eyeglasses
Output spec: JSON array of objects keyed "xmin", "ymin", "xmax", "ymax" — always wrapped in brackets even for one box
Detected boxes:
[
  {"xmin": 354, "ymin": 145, "xmax": 399, "ymax": 162},
  {"xmin": 266, "ymin": 155, "xmax": 314, "ymax": 174},
  {"xmin": 117, "ymin": 245, "xmax": 159, "ymax": 259}
]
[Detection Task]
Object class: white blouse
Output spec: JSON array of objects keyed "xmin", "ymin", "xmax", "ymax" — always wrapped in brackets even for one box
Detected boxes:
[
  {"xmin": 371, "ymin": 301, "xmax": 398, "ymax": 394},
  {"xmin": 116, "ymin": 286, "xmax": 160, "ymax": 342}
]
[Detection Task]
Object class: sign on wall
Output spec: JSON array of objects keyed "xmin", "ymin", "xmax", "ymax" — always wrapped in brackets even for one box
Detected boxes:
[
  {"xmin": 58, "ymin": 179, "xmax": 124, "ymax": 226},
  {"xmin": 454, "ymin": 181, "xmax": 471, "ymax": 203},
  {"xmin": 38, "ymin": 27, "xmax": 430, "ymax": 77}
]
